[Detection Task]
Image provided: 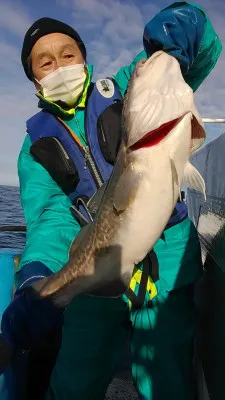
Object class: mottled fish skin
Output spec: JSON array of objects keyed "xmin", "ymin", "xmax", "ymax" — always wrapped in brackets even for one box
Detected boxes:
[
  {"xmin": 37, "ymin": 144, "xmax": 130, "ymax": 306},
  {"xmin": 34, "ymin": 51, "xmax": 206, "ymax": 307}
]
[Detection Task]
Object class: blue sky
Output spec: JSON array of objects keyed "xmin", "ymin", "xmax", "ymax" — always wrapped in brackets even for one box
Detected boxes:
[{"xmin": 0, "ymin": 0, "xmax": 225, "ymax": 186}]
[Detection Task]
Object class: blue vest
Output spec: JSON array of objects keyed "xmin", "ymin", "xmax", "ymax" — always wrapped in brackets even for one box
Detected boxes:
[{"xmin": 27, "ymin": 78, "xmax": 187, "ymax": 226}]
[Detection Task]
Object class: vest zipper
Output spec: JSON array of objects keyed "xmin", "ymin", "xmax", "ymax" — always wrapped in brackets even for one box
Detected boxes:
[
  {"xmin": 83, "ymin": 91, "xmax": 104, "ymax": 188},
  {"xmin": 51, "ymin": 137, "xmax": 73, "ymax": 173},
  {"xmin": 52, "ymin": 137, "xmax": 69, "ymax": 159},
  {"xmin": 57, "ymin": 118, "xmax": 104, "ymax": 189},
  {"xmin": 83, "ymin": 145, "xmax": 103, "ymax": 187}
]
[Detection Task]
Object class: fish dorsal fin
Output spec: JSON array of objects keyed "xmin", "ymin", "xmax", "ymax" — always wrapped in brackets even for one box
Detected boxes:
[{"xmin": 183, "ymin": 161, "xmax": 206, "ymax": 200}]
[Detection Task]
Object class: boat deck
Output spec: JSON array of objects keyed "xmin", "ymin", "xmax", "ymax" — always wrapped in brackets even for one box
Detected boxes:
[{"xmin": 105, "ymin": 370, "xmax": 138, "ymax": 400}]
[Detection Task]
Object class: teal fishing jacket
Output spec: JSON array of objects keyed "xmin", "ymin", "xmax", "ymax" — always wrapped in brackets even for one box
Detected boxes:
[{"xmin": 17, "ymin": 2, "xmax": 222, "ymax": 289}]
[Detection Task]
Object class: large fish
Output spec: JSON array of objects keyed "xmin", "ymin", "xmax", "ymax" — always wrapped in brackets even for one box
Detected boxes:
[{"xmin": 33, "ymin": 50, "xmax": 206, "ymax": 307}]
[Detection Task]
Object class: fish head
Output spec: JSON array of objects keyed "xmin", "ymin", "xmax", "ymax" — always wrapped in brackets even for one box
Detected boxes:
[{"xmin": 123, "ymin": 51, "xmax": 206, "ymax": 155}]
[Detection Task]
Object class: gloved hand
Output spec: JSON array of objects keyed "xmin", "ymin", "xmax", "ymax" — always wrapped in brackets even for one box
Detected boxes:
[
  {"xmin": 0, "ymin": 262, "xmax": 63, "ymax": 363},
  {"xmin": 143, "ymin": 2, "xmax": 222, "ymax": 91}
]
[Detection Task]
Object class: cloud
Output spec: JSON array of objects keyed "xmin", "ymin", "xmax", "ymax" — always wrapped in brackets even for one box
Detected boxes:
[
  {"xmin": 0, "ymin": 2, "xmax": 36, "ymax": 186},
  {"xmin": 1, "ymin": 0, "xmax": 225, "ymax": 187},
  {"xmin": 192, "ymin": 0, "xmax": 225, "ymax": 121},
  {"xmin": 64, "ymin": 0, "xmax": 161, "ymax": 77},
  {"xmin": 0, "ymin": 0, "xmax": 162, "ymax": 187},
  {"xmin": 0, "ymin": 83, "xmax": 37, "ymax": 186},
  {"xmin": 63, "ymin": 0, "xmax": 225, "ymax": 125},
  {"xmin": 0, "ymin": 2, "xmax": 32, "ymax": 38},
  {"xmin": 0, "ymin": 41, "xmax": 21, "ymax": 81}
]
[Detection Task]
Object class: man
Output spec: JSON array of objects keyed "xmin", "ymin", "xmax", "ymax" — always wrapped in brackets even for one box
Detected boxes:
[{"xmin": 1, "ymin": 2, "xmax": 222, "ymax": 399}]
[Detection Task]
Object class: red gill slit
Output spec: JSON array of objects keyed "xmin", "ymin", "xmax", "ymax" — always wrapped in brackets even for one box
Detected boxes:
[{"xmin": 130, "ymin": 117, "xmax": 181, "ymax": 151}]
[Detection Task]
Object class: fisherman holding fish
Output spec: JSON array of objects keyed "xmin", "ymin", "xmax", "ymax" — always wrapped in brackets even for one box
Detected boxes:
[{"xmin": 0, "ymin": 2, "xmax": 222, "ymax": 400}]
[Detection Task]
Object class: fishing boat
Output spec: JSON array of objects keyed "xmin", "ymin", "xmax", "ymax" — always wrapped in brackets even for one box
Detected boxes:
[
  {"xmin": 0, "ymin": 118, "xmax": 224, "ymax": 399},
  {"xmin": 188, "ymin": 118, "xmax": 225, "ymax": 400}
]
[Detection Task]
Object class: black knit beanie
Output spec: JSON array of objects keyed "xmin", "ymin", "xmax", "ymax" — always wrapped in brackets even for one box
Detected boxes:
[{"xmin": 21, "ymin": 17, "xmax": 86, "ymax": 80}]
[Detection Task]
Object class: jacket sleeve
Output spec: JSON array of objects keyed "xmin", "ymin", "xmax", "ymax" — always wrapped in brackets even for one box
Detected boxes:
[
  {"xmin": 17, "ymin": 135, "xmax": 81, "ymax": 274},
  {"xmin": 114, "ymin": 2, "xmax": 222, "ymax": 94}
]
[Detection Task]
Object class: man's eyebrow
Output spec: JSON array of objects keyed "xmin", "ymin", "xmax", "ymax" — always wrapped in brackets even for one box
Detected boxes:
[
  {"xmin": 35, "ymin": 44, "xmax": 77, "ymax": 61},
  {"xmin": 36, "ymin": 51, "xmax": 52, "ymax": 61},
  {"xmin": 60, "ymin": 43, "xmax": 77, "ymax": 52}
]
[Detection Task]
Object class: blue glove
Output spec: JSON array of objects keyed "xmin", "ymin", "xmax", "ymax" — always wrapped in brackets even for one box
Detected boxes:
[
  {"xmin": 143, "ymin": 2, "xmax": 222, "ymax": 91},
  {"xmin": 143, "ymin": 3, "xmax": 205, "ymax": 73},
  {"xmin": 1, "ymin": 262, "xmax": 63, "ymax": 353}
]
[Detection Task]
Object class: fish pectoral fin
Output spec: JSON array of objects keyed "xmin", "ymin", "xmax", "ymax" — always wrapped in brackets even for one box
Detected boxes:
[
  {"xmin": 113, "ymin": 166, "xmax": 141, "ymax": 212},
  {"xmin": 178, "ymin": 191, "xmax": 182, "ymax": 202},
  {"xmin": 183, "ymin": 161, "xmax": 206, "ymax": 200},
  {"xmin": 170, "ymin": 158, "xmax": 179, "ymax": 203}
]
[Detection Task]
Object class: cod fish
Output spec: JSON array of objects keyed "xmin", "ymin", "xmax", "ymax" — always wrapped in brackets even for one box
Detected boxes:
[{"xmin": 34, "ymin": 51, "xmax": 206, "ymax": 307}]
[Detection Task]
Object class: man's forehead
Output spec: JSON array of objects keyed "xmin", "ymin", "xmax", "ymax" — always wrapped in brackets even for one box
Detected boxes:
[{"xmin": 32, "ymin": 33, "xmax": 76, "ymax": 56}]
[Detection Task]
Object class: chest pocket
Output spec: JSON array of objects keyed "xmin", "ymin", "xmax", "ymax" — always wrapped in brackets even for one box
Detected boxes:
[
  {"xmin": 30, "ymin": 136, "xmax": 79, "ymax": 195},
  {"xmin": 97, "ymin": 101, "xmax": 123, "ymax": 165}
]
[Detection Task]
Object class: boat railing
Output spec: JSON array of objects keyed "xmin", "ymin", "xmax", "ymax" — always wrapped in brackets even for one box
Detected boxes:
[
  {"xmin": 202, "ymin": 118, "xmax": 225, "ymax": 123},
  {"xmin": 0, "ymin": 226, "xmax": 26, "ymax": 232}
]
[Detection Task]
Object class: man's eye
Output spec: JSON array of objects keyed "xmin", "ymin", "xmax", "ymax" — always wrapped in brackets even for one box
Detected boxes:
[
  {"xmin": 64, "ymin": 54, "xmax": 74, "ymax": 59},
  {"xmin": 41, "ymin": 61, "xmax": 52, "ymax": 68}
]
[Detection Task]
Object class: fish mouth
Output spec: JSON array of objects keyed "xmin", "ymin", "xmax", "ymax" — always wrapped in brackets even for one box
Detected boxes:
[{"xmin": 129, "ymin": 117, "xmax": 181, "ymax": 151}]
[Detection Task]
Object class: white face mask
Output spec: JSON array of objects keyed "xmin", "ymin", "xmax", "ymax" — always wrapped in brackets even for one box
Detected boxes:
[{"xmin": 37, "ymin": 64, "xmax": 87, "ymax": 106}]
